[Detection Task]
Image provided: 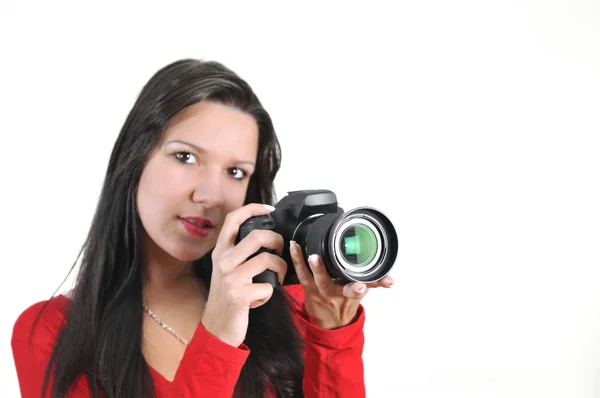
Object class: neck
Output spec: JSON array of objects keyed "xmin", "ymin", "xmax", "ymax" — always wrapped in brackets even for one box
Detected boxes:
[
  {"xmin": 141, "ymin": 234, "xmax": 195, "ymax": 291},
  {"xmin": 143, "ymin": 260, "xmax": 195, "ymax": 290},
  {"xmin": 139, "ymin": 231, "xmax": 208, "ymax": 313},
  {"xmin": 141, "ymin": 248, "xmax": 206, "ymax": 311}
]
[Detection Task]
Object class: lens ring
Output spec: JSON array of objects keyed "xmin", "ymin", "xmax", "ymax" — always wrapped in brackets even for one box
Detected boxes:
[
  {"xmin": 291, "ymin": 213, "xmax": 323, "ymax": 241},
  {"xmin": 331, "ymin": 216, "xmax": 386, "ymax": 277}
]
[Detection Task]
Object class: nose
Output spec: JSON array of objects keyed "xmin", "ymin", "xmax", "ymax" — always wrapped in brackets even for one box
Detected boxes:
[{"xmin": 191, "ymin": 167, "xmax": 225, "ymax": 208}]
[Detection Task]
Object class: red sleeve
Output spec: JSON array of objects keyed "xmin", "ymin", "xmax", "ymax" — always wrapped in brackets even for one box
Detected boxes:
[
  {"xmin": 167, "ymin": 321, "xmax": 250, "ymax": 397},
  {"xmin": 11, "ymin": 296, "xmax": 93, "ymax": 398},
  {"xmin": 283, "ymin": 285, "xmax": 366, "ymax": 398}
]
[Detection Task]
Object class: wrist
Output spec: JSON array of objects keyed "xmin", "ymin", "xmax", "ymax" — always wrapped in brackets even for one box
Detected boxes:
[
  {"xmin": 305, "ymin": 302, "xmax": 360, "ymax": 330},
  {"xmin": 201, "ymin": 317, "xmax": 242, "ymax": 348}
]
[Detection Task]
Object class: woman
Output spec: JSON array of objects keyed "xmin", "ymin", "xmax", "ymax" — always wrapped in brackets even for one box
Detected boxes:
[{"xmin": 11, "ymin": 58, "xmax": 394, "ymax": 398}]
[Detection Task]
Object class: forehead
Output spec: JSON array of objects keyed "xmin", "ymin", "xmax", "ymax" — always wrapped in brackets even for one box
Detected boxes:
[{"xmin": 163, "ymin": 101, "xmax": 259, "ymax": 160}]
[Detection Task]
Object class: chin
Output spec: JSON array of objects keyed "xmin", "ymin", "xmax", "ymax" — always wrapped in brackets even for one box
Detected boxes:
[
  {"xmin": 171, "ymin": 245, "xmax": 211, "ymax": 263},
  {"xmin": 169, "ymin": 250, "xmax": 203, "ymax": 263},
  {"xmin": 167, "ymin": 229, "xmax": 216, "ymax": 258}
]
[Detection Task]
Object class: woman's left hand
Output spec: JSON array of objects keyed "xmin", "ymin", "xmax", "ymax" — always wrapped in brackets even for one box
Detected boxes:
[{"xmin": 289, "ymin": 240, "xmax": 394, "ymax": 330}]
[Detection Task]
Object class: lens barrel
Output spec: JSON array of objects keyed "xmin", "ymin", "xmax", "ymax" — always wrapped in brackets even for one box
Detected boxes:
[{"xmin": 294, "ymin": 207, "xmax": 398, "ymax": 283}]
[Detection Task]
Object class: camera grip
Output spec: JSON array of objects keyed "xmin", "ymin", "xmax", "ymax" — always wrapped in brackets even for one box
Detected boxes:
[
  {"xmin": 237, "ymin": 214, "xmax": 279, "ymax": 288},
  {"xmin": 246, "ymin": 248, "xmax": 279, "ymax": 288}
]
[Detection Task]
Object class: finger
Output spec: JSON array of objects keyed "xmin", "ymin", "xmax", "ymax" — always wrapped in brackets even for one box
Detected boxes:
[
  {"xmin": 289, "ymin": 241, "xmax": 315, "ymax": 287},
  {"xmin": 307, "ymin": 254, "xmax": 341, "ymax": 297},
  {"xmin": 214, "ymin": 203, "xmax": 275, "ymax": 250},
  {"xmin": 239, "ymin": 282, "xmax": 274, "ymax": 308},
  {"xmin": 230, "ymin": 229, "xmax": 284, "ymax": 265},
  {"xmin": 365, "ymin": 275, "xmax": 395, "ymax": 289},
  {"xmin": 237, "ymin": 251, "xmax": 288, "ymax": 285},
  {"xmin": 343, "ymin": 281, "xmax": 368, "ymax": 299}
]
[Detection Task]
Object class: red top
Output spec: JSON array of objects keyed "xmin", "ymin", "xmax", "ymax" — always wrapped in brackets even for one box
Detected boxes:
[{"xmin": 12, "ymin": 284, "xmax": 366, "ymax": 397}]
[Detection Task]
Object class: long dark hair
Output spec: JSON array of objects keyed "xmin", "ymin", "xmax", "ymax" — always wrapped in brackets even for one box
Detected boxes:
[{"xmin": 36, "ymin": 59, "xmax": 304, "ymax": 397}]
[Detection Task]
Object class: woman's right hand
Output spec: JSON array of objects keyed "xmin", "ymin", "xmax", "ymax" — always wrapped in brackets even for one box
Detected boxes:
[{"xmin": 201, "ymin": 203, "xmax": 287, "ymax": 347}]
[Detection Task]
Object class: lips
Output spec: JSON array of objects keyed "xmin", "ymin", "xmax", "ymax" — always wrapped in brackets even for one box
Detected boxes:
[
  {"xmin": 181, "ymin": 216, "xmax": 214, "ymax": 228},
  {"xmin": 179, "ymin": 216, "xmax": 214, "ymax": 238}
]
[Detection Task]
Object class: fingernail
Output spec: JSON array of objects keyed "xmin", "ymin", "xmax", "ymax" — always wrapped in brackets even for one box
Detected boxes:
[
  {"xmin": 308, "ymin": 254, "xmax": 319, "ymax": 267},
  {"xmin": 263, "ymin": 204, "xmax": 275, "ymax": 211},
  {"xmin": 290, "ymin": 241, "xmax": 297, "ymax": 254},
  {"xmin": 355, "ymin": 284, "xmax": 366, "ymax": 293}
]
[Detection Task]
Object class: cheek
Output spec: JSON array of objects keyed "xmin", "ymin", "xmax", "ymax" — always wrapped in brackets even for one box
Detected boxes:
[
  {"xmin": 137, "ymin": 177, "xmax": 159, "ymax": 227},
  {"xmin": 137, "ymin": 162, "xmax": 178, "ymax": 219},
  {"xmin": 223, "ymin": 182, "xmax": 251, "ymax": 211}
]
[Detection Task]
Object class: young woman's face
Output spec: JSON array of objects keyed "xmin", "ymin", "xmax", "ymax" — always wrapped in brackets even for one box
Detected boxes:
[{"xmin": 137, "ymin": 101, "xmax": 259, "ymax": 262}]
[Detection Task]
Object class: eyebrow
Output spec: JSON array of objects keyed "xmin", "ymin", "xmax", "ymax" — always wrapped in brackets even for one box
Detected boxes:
[{"xmin": 164, "ymin": 139, "xmax": 256, "ymax": 166}]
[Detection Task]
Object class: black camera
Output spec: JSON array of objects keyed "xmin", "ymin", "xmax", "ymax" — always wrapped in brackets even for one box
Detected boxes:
[{"xmin": 236, "ymin": 189, "xmax": 398, "ymax": 287}]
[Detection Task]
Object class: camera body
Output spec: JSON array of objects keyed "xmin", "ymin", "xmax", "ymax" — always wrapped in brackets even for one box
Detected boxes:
[{"xmin": 236, "ymin": 189, "xmax": 398, "ymax": 287}]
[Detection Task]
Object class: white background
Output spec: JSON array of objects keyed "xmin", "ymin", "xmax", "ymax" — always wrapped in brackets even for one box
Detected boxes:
[{"xmin": 1, "ymin": 1, "xmax": 599, "ymax": 397}]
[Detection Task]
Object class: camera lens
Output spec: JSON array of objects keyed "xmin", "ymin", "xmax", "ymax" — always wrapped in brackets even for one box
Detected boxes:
[
  {"xmin": 339, "ymin": 220, "xmax": 380, "ymax": 269},
  {"xmin": 294, "ymin": 205, "xmax": 398, "ymax": 284},
  {"xmin": 327, "ymin": 207, "xmax": 397, "ymax": 283}
]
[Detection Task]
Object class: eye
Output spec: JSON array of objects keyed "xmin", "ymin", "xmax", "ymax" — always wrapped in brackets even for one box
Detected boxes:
[
  {"xmin": 228, "ymin": 167, "xmax": 247, "ymax": 181},
  {"xmin": 174, "ymin": 152, "xmax": 197, "ymax": 164}
]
